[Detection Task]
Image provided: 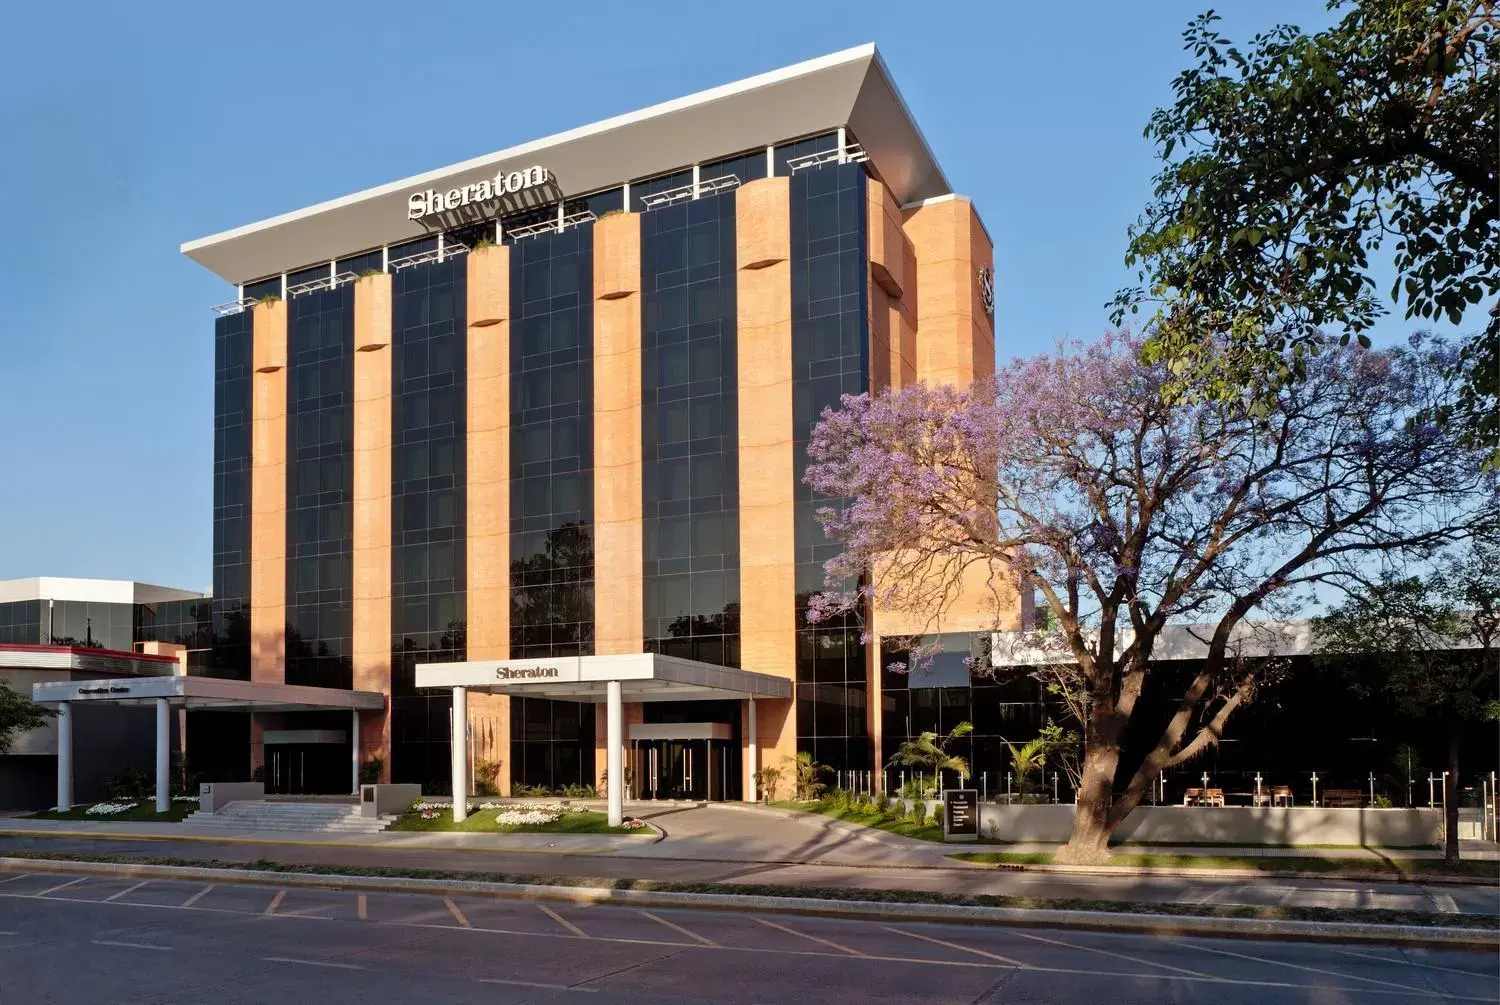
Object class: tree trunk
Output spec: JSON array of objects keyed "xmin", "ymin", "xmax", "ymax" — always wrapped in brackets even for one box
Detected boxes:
[
  {"xmin": 1444, "ymin": 721, "xmax": 1461, "ymax": 866},
  {"xmin": 1056, "ymin": 741, "xmax": 1119, "ymax": 864}
]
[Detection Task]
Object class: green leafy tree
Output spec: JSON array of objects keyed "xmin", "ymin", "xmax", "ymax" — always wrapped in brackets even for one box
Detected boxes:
[
  {"xmin": 889, "ymin": 721, "xmax": 974, "ymax": 789},
  {"xmin": 1315, "ymin": 542, "xmax": 1500, "ymax": 863},
  {"xmin": 0, "ymin": 680, "xmax": 53, "ymax": 755},
  {"xmin": 1115, "ymin": 2, "xmax": 1498, "ymax": 456}
]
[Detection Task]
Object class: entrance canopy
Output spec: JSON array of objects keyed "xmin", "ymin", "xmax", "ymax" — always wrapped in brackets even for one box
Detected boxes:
[
  {"xmin": 413, "ymin": 653, "xmax": 791, "ymax": 703},
  {"xmin": 31, "ymin": 675, "xmax": 386, "ymax": 712}
]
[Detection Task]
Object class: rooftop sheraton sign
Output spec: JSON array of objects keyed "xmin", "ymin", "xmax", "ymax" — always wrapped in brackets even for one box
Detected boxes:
[{"xmin": 407, "ymin": 165, "xmax": 551, "ymax": 221}]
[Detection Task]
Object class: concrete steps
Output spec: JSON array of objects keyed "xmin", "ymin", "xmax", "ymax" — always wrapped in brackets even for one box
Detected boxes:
[{"xmin": 179, "ymin": 801, "xmax": 396, "ymax": 835}]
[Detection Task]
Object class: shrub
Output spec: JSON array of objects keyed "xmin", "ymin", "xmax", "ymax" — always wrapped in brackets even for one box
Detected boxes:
[
  {"xmin": 561, "ymin": 784, "xmax": 596, "ymax": 799},
  {"xmin": 912, "ymin": 801, "xmax": 928, "ymax": 827},
  {"xmin": 754, "ymin": 765, "xmax": 784, "ymax": 803},
  {"xmin": 874, "ymin": 791, "xmax": 890, "ymax": 815},
  {"xmin": 359, "ymin": 757, "xmax": 384, "ymax": 786},
  {"xmin": 107, "ymin": 769, "xmax": 150, "ymax": 800}
]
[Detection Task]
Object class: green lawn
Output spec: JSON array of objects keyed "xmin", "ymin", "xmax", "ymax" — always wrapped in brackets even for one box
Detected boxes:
[
  {"xmin": 950, "ymin": 850, "xmax": 1500, "ymax": 880},
  {"xmin": 774, "ymin": 800, "xmax": 944, "ymax": 842},
  {"xmin": 390, "ymin": 808, "xmax": 650, "ymax": 835},
  {"xmin": 29, "ymin": 801, "xmax": 197, "ymax": 823}
]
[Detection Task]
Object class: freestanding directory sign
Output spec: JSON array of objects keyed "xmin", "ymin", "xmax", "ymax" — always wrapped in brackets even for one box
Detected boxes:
[{"xmin": 943, "ymin": 789, "xmax": 979, "ymax": 842}]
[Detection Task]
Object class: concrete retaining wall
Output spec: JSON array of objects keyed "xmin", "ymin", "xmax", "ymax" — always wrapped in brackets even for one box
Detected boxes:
[
  {"xmin": 360, "ymin": 784, "xmax": 422, "ymax": 817},
  {"xmin": 977, "ymin": 803, "xmax": 1444, "ymax": 847},
  {"xmin": 198, "ymin": 782, "xmax": 265, "ymax": 814}
]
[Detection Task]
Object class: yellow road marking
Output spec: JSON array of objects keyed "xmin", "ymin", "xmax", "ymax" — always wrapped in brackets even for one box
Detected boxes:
[
  {"xmin": 881, "ymin": 926, "xmax": 1027, "ymax": 967},
  {"xmin": 33, "ymin": 877, "xmax": 88, "ymax": 897},
  {"xmin": 104, "ymin": 881, "xmax": 150, "ymax": 903},
  {"xmin": 639, "ymin": 910, "xmax": 718, "ymax": 947},
  {"xmin": 756, "ymin": 917, "xmax": 867, "ymax": 957},
  {"xmin": 357, "ymin": 894, "xmax": 367, "ymax": 920},
  {"xmin": 538, "ymin": 903, "xmax": 587, "ymax": 938},
  {"xmin": 444, "ymin": 897, "xmax": 471, "ymax": 929},
  {"xmin": 263, "ymin": 889, "xmax": 285, "ymax": 916},
  {"xmin": 180, "ymin": 884, "xmax": 213, "ymax": 907},
  {"xmin": 1011, "ymin": 930, "xmax": 1209, "ymax": 977}
]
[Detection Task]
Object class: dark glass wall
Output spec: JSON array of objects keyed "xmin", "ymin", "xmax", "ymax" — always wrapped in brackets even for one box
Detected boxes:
[
  {"xmin": 46, "ymin": 601, "xmax": 133, "ymax": 650},
  {"xmin": 390, "ymin": 258, "xmax": 468, "ymax": 793},
  {"xmin": 508, "ymin": 227, "xmax": 596, "ymax": 790},
  {"xmin": 640, "ymin": 192, "xmax": 740, "ymax": 668},
  {"xmin": 284, "ymin": 287, "xmax": 355, "ymax": 690},
  {"xmin": 790, "ymin": 162, "xmax": 870, "ymax": 773},
  {"xmin": 0, "ymin": 601, "xmax": 42, "ymax": 645},
  {"xmin": 134, "ymin": 600, "xmax": 213, "ymax": 673},
  {"xmin": 211, "ymin": 311, "xmax": 253, "ymax": 679}
]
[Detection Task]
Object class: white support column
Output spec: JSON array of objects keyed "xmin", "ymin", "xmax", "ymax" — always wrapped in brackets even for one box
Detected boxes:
[
  {"xmin": 451, "ymin": 687, "xmax": 468, "ymax": 821},
  {"xmin": 692, "ymin": 163, "xmax": 701, "ymax": 199},
  {"xmin": 836, "ymin": 126, "xmax": 848, "ymax": 163},
  {"xmin": 351, "ymin": 708, "xmax": 361, "ymax": 795},
  {"xmin": 765, "ymin": 145, "xmax": 775, "ymax": 177},
  {"xmin": 155, "ymin": 698, "xmax": 171, "ymax": 813},
  {"xmin": 607, "ymin": 680, "xmax": 623, "ymax": 826},
  {"xmin": 55, "ymin": 702, "xmax": 72, "ymax": 811},
  {"xmin": 745, "ymin": 698, "xmax": 757, "ymax": 803}
]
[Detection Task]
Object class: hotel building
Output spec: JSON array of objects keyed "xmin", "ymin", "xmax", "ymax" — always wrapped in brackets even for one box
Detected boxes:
[{"xmin": 174, "ymin": 44, "xmax": 1024, "ymax": 805}]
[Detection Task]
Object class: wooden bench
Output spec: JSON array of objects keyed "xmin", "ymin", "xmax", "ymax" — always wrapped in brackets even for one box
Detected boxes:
[
  {"xmin": 1182, "ymin": 788, "xmax": 1225, "ymax": 807},
  {"xmin": 1322, "ymin": 788, "xmax": 1363, "ymax": 808},
  {"xmin": 1272, "ymin": 785, "xmax": 1293, "ymax": 807},
  {"xmin": 1182, "ymin": 787, "xmax": 1203, "ymax": 806}
]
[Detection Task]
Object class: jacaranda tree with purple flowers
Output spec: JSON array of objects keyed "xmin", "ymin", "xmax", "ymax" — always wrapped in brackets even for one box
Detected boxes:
[{"xmin": 805, "ymin": 331, "xmax": 1497, "ymax": 862}]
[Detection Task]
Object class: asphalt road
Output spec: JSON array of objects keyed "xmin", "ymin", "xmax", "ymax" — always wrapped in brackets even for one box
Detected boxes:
[
  {"xmin": 0, "ymin": 868, "xmax": 1495, "ymax": 1004},
  {"xmin": 1, "ymin": 832, "xmax": 1495, "ymax": 918}
]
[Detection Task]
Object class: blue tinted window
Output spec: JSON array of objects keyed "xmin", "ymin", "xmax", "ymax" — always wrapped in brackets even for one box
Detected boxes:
[
  {"xmin": 701, "ymin": 149, "xmax": 767, "ymax": 187},
  {"xmin": 774, "ymin": 132, "xmax": 839, "ymax": 175},
  {"xmin": 630, "ymin": 169, "xmax": 693, "ymax": 212},
  {"xmin": 640, "ymin": 190, "xmax": 740, "ymax": 669},
  {"xmin": 390, "ymin": 257, "xmax": 468, "ymax": 793},
  {"xmin": 243, "ymin": 277, "xmax": 281, "ymax": 302},
  {"xmin": 210, "ymin": 310, "xmax": 254, "ymax": 678},
  {"xmin": 284, "ymin": 286, "xmax": 355, "ymax": 690},
  {"xmin": 790, "ymin": 162, "xmax": 869, "ymax": 773}
]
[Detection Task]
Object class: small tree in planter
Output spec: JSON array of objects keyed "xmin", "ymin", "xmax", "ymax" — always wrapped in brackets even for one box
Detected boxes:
[
  {"xmin": 754, "ymin": 764, "xmax": 784, "ymax": 803},
  {"xmin": 788, "ymin": 752, "xmax": 828, "ymax": 801}
]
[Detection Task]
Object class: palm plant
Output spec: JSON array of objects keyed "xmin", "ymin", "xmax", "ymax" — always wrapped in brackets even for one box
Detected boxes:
[
  {"xmin": 1005, "ymin": 736, "xmax": 1048, "ymax": 796},
  {"xmin": 890, "ymin": 721, "xmax": 973, "ymax": 789}
]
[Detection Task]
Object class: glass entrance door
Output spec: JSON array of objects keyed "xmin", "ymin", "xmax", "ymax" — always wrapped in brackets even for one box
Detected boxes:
[
  {"xmin": 634, "ymin": 739, "xmax": 735, "ymax": 800},
  {"xmin": 265, "ymin": 744, "xmax": 347, "ymax": 794}
]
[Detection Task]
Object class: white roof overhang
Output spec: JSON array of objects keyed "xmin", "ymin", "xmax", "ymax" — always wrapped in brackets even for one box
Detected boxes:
[
  {"xmin": 181, "ymin": 44, "xmax": 949, "ymax": 284},
  {"xmin": 415, "ymin": 653, "xmax": 792, "ymax": 703},
  {"xmin": 31, "ymin": 675, "xmax": 386, "ymax": 711}
]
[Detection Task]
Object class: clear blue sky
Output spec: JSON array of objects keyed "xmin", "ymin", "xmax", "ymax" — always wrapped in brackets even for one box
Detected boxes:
[{"xmin": 0, "ymin": 1, "xmax": 1450, "ymax": 591}]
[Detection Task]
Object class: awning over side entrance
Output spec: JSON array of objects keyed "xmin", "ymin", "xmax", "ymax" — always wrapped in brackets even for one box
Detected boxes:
[
  {"xmin": 412, "ymin": 653, "xmax": 791, "ymax": 703},
  {"xmin": 31, "ymin": 675, "xmax": 386, "ymax": 711}
]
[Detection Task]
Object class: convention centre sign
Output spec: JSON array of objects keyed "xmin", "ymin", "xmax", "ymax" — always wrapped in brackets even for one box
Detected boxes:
[{"xmin": 407, "ymin": 165, "xmax": 551, "ymax": 221}]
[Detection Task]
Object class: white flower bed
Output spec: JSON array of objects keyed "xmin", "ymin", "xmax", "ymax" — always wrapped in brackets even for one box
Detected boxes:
[
  {"xmin": 496, "ymin": 807, "xmax": 562, "ymax": 827},
  {"xmin": 85, "ymin": 801, "xmax": 137, "ymax": 816}
]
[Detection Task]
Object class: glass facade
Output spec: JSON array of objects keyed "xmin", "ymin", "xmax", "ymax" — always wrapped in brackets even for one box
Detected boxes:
[
  {"xmin": 285, "ymin": 286, "xmax": 355, "ymax": 690},
  {"xmin": 630, "ymin": 170, "xmax": 693, "ymax": 212},
  {"xmin": 508, "ymin": 226, "xmax": 597, "ymax": 790},
  {"xmin": 640, "ymin": 192, "xmax": 741, "ymax": 668},
  {"xmin": 390, "ymin": 259, "xmax": 468, "ymax": 793},
  {"xmin": 134, "ymin": 599, "xmax": 213, "ymax": 672},
  {"xmin": 774, "ymin": 132, "xmax": 839, "ymax": 176},
  {"xmin": 701, "ymin": 150, "xmax": 768, "ymax": 187},
  {"xmin": 45, "ymin": 601, "xmax": 134, "ymax": 650},
  {"xmin": 790, "ymin": 162, "xmax": 870, "ymax": 773},
  {"xmin": 0, "ymin": 601, "xmax": 42, "ymax": 645},
  {"xmin": 211, "ymin": 311, "xmax": 253, "ymax": 678}
]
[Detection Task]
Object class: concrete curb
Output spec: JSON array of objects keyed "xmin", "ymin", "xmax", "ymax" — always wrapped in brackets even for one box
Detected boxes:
[
  {"xmin": 947, "ymin": 856, "xmax": 1500, "ymax": 888},
  {"xmin": 0, "ymin": 827, "xmax": 656, "ymax": 856},
  {"xmin": 1, "ymin": 855, "xmax": 1494, "ymax": 951}
]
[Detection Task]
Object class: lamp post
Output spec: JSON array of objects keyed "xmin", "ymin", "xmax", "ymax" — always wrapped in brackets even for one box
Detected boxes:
[
  {"xmin": 1310, "ymin": 772, "xmax": 1319, "ymax": 808},
  {"xmin": 1368, "ymin": 772, "xmax": 1376, "ymax": 807}
]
